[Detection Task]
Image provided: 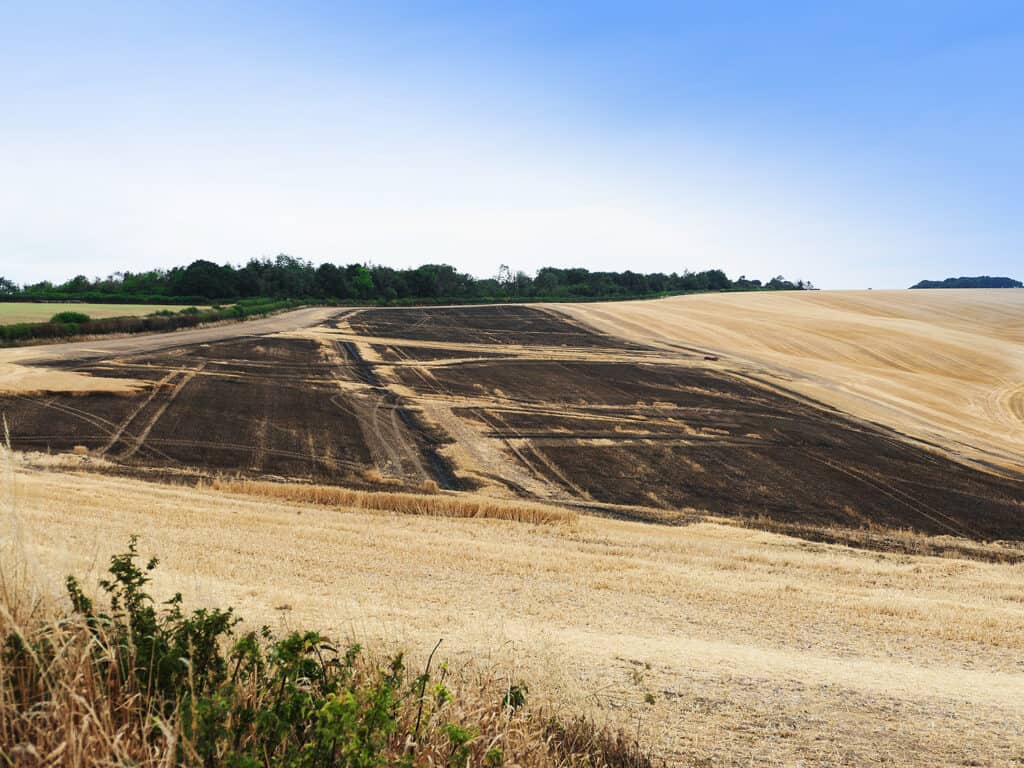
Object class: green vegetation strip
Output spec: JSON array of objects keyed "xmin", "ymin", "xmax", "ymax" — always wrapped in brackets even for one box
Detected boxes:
[
  {"xmin": 2, "ymin": 255, "xmax": 812, "ymax": 306},
  {"xmin": 0, "ymin": 299, "xmax": 302, "ymax": 347}
]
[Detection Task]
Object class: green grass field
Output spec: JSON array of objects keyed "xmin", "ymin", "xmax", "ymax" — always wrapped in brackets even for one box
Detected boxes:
[{"xmin": 0, "ymin": 302, "xmax": 207, "ymax": 324}]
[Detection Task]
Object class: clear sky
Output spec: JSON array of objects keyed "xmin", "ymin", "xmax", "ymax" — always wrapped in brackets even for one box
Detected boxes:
[{"xmin": 1, "ymin": 2, "xmax": 1021, "ymax": 289}]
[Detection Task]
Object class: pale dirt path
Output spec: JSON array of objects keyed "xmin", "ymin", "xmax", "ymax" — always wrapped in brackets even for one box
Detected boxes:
[
  {"xmin": 560, "ymin": 289, "xmax": 1024, "ymax": 475},
  {"xmin": 6, "ymin": 466, "xmax": 1024, "ymax": 766}
]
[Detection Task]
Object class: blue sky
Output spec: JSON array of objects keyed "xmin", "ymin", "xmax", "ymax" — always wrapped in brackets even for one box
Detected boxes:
[{"xmin": 1, "ymin": 2, "xmax": 1021, "ymax": 288}]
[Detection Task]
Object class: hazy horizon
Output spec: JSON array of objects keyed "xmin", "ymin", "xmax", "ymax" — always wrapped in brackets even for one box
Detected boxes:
[{"xmin": 3, "ymin": 2, "xmax": 1022, "ymax": 289}]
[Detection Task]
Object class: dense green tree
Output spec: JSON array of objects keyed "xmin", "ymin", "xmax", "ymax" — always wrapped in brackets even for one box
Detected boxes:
[
  {"xmin": 315, "ymin": 262, "xmax": 350, "ymax": 298},
  {"xmin": 910, "ymin": 276, "xmax": 1021, "ymax": 289},
  {"xmin": 170, "ymin": 260, "xmax": 238, "ymax": 298},
  {"xmin": 348, "ymin": 265, "xmax": 374, "ymax": 299}
]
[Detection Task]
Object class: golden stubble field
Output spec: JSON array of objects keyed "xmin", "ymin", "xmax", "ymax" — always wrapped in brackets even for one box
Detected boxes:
[
  {"xmin": 563, "ymin": 289, "xmax": 1024, "ymax": 475},
  {"xmin": 4, "ymin": 290, "xmax": 1024, "ymax": 766},
  {"xmin": 6, "ymin": 460, "xmax": 1023, "ymax": 767}
]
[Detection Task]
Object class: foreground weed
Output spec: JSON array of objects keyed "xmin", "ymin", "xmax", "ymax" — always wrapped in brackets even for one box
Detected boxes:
[{"xmin": 1, "ymin": 537, "xmax": 658, "ymax": 767}]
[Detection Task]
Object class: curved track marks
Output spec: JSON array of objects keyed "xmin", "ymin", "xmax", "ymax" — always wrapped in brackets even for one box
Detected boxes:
[{"xmin": 563, "ymin": 290, "xmax": 1024, "ymax": 476}]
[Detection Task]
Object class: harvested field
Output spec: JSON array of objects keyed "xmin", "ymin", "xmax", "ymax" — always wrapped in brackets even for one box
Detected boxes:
[
  {"xmin": 563, "ymin": 289, "xmax": 1024, "ymax": 475},
  {"xmin": 350, "ymin": 305, "xmax": 627, "ymax": 347},
  {"xmin": 0, "ymin": 307, "xmax": 338, "ymax": 368},
  {"xmin": 363, "ymin": 306, "xmax": 1022, "ymax": 540},
  {"xmin": 206, "ymin": 477, "xmax": 576, "ymax": 524},
  {"xmin": 6, "ymin": 463, "xmax": 1024, "ymax": 767},
  {"xmin": 0, "ymin": 300, "xmax": 1021, "ymax": 543},
  {"xmin": 4, "ymin": 294, "xmax": 1024, "ymax": 766}
]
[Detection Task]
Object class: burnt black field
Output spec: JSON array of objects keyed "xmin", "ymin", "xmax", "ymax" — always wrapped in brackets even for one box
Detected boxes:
[{"xmin": 4, "ymin": 305, "xmax": 1022, "ymax": 542}]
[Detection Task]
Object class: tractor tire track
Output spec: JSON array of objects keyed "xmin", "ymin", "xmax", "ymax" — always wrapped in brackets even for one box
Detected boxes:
[
  {"xmin": 119, "ymin": 364, "xmax": 205, "ymax": 460},
  {"xmin": 98, "ymin": 370, "xmax": 180, "ymax": 458}
]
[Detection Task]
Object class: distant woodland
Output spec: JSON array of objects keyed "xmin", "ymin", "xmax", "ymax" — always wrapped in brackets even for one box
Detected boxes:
[
  {"xmin": 910, "ymin": 276, "xmax": 1022, "ymax": 289},
  {"xmin": 0, "ymin": 256, "xmax": 812, "ymax": 305}
]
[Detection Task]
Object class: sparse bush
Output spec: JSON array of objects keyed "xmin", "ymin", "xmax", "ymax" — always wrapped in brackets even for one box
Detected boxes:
[{"xmin": 50, "ymin": 310, "xmax": 91, "ymax": 324}]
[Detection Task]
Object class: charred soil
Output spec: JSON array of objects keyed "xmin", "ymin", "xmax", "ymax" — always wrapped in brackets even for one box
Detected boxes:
[{"xmin": 3, "ymin": 304, "xmax": 1021, "ymax": 544}]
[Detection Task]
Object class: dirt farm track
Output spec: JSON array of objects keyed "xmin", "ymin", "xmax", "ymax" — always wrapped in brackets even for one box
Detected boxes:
[{"xmin": 1, "ymin": 294, "xmax": 1021, "ymax": 543}]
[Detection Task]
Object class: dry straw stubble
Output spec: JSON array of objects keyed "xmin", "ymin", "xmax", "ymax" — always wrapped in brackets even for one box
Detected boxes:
[{"xmin": 206, "ymin": 477, "xmax": 578, "ymax": 526}]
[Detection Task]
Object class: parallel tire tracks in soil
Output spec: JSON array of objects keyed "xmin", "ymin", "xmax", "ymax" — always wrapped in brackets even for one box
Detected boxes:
[{"xmin": 119, "ymin": 364, "xmax": 205, "ymax": 460}]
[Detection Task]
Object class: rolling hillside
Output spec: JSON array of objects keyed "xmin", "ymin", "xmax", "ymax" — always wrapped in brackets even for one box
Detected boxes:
[{"xmin": 566, "ymin": 289, "xmax": 1024, "ymax": 476}]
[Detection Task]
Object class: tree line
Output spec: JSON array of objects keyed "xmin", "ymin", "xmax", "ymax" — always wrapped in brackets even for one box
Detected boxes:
[
  {"xmin": 910, "ymin": 275, "xmax": 1021, "ymax": 289},
  {"xmin": 0, "ymin": 255, "xmax": 813, "ymax": 304}
]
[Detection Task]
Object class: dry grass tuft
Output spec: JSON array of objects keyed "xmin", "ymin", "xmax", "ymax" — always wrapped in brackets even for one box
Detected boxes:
[
  {"xmin": 206, "ymin": 477, "xmax": 577, "ymax": 526},
  {"xmin": 0, "ymin": 597, "xmax": 163, "ymax": 766}
]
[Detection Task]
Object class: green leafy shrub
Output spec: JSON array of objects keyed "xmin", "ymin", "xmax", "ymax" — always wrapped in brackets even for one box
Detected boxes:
[
  {"xmin": 50, "ymin": 310, "xmax": 91, "ymax": 324},
  {"xmin": 58, "ymin": 537, "xmax": 404, "ymax": 766},
  {"xmin": 2, "ymin": 538, "xmax": 660, "ymax": 767}
]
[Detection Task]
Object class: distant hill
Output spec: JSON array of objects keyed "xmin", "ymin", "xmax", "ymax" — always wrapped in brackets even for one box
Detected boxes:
[{"xmin": 910, "ymin": 276, "xmax": 1022, "ymax": 289}]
